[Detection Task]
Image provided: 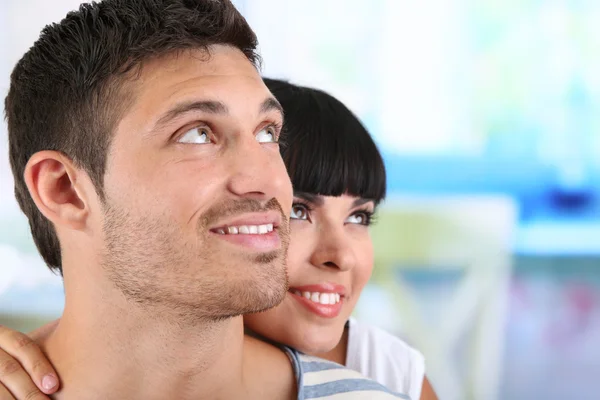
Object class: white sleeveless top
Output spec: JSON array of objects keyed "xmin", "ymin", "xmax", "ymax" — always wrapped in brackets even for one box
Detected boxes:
[{"xmin": 346, "ymin": 317, "xmax": 426, "ymax": 400}]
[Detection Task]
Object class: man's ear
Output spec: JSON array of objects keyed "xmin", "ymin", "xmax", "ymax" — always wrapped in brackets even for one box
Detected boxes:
[{"xmin": 24, "ymin": 151, "xmax": 91, "ymax": 231}]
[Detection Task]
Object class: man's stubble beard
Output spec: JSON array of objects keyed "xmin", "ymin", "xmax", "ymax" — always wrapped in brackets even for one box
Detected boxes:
[{"xmin": 99, "ymin": 197, "xmax": 290, "ymax": 322}]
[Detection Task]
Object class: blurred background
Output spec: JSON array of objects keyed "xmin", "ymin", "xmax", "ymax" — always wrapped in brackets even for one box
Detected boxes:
[{"xmin": 1, "ymin": 0, "xmax": 599, "ymax": 399}]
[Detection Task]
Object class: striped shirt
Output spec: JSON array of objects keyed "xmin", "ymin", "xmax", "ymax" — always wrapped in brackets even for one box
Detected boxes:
[{"xmin": 284, "ymin": 348, "xmax": 412, "ymax": 400}]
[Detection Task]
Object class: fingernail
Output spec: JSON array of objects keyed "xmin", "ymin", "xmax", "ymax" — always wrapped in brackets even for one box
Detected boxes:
[{"xmin": 42, "ymin": 374, "xmax": 58, "ymax": 391}]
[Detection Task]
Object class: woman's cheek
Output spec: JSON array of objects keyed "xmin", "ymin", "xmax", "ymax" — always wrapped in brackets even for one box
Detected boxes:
[{"xmin": 286, "ymin": 223, "xmax": 313, "ymax": 279}]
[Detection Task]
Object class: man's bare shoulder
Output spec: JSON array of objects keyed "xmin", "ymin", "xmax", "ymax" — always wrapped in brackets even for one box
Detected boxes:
[{"xmin": 243, "ymin": 335, "xmax": 297, "ymax": 400}]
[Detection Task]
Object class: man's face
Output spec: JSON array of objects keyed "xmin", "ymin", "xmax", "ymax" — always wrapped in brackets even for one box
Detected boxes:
[{"xmin": 99, "ymin": 46, "xmax": 292, "ymax": 319}]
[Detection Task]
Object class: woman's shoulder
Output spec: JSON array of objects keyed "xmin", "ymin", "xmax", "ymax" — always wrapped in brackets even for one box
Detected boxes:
[
  {"xmin": 346, "ymin": 317, "xmax": 426, "ymax": 399},
  {"xmin": 348, "ymin": 317, "xmax": 424, "ymax": 362},
  {"xmin": 283, "ymin": 348, "xmax": 412, "ymax": 400}
]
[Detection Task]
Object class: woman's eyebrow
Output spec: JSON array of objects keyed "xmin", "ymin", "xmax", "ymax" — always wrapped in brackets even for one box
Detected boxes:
[
  {"xmin": 352, "ymin": 198, "xmax": 374, "ymax": 208},
  {"xmin": 293, "ymin": 191, "xmax": 323, "ymax": 206}
]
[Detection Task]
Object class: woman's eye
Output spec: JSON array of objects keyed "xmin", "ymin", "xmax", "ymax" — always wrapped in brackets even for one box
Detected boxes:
[
  {"xmin": 177, "ymin": 127, "xmax": 211, "ymax": 144},
  {"xmin": 256, "ymin": 126, "xmax": 277, "ymax": 143},
  {"xmin": 346, "ymin": 212, "xmax": 368, "ymax": 225},
  {"xmin": 290, "ymin": 204, "xmax": 309, "ymax": 220}
]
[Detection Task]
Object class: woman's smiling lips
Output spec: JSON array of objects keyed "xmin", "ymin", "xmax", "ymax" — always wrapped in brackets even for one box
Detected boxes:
[{"xmin": 288, "ymin": 283, "xmax": 347, "ymax": 318}]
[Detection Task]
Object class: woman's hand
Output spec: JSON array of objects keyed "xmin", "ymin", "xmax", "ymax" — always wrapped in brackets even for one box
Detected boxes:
[{"xmin": 0, "ymin": 324, "xmax": 59, "ymax": 399}]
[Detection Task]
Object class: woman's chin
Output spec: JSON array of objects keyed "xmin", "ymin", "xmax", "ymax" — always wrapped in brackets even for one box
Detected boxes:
[
  {"xmin": 243, "ymin": 306, "xmax": 346, "ymax": 356},
  {"xmin": 293, "ymin": 331, "xmax": 341, "ymax": 356}
]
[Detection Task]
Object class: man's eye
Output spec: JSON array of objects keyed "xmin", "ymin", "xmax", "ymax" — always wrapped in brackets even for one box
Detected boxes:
[
  {"xmin": 177, "ymin": 127, "xmax": 211, "ymax": 144},
  {"xmin": 290, "ymin": 204, "xmax": 309, "ymax": 220},
  {"xmin": 256, "ymin": 126, "xmax": 277, "ymax": 143}
]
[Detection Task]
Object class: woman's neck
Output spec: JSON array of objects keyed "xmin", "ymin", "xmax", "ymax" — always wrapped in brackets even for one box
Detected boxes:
[{"xmin": 314, "ymin": 324, "xmax": 349, "ymax": 365}]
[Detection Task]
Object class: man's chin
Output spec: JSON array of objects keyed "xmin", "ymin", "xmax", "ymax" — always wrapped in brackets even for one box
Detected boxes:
[
  {"xmin": 239, "ymin": 281, "xmax": 288, "ymax": 315},
  {"xmin": 235, "ymin": 252, "xmax": 289, "ymax": 313},
  {"xmin": 248, "ymin": 292, "xmax": 287, "ymax": 314},
  {"xmin": 209, "ymin": 292, "xmax": 286, "ymax": 321}
]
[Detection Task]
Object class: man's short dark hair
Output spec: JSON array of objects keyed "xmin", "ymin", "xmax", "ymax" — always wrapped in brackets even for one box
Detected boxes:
[
  {"xmin": 264, "ymin": 78, "xmax": 387, "ymax": 205},
  {"xmin": 5, "ymin": 0, "xmax": 259, "ymax": 275}
]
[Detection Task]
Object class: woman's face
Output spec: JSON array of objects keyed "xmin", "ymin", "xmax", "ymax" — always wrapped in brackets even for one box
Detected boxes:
[{"xmin": 244, "ymin": 192, "xmax": 375, "ymax": 354}]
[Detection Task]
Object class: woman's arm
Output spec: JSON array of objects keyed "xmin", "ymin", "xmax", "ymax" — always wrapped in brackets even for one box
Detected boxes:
[
  {"xmin": 0, "ymin": 321, "xmax": 60, "ymax": 399},
  {"xmin": 420, "ymin": 375, "xmax": 439, "ymax": 400}
]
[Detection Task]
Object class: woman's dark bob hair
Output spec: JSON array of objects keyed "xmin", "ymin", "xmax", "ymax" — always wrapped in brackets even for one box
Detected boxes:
[{"xmin": 264, "ymin": 78, "xmax": 386, "ymax": 205}]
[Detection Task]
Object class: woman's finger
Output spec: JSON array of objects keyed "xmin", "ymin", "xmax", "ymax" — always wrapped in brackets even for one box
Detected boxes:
[
  {"xmin": 0, "ymin": 326, "xmax": 57, "ymax": 396},
  {"xmin": 0, "ymin": 382, "xmax": 17, "ymax": 400}
]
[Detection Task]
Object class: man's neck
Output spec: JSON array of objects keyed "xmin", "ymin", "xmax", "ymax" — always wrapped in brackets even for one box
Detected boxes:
[{"xmin": 38, "ymin": 279, "xmax": 296, "ymax": 399}]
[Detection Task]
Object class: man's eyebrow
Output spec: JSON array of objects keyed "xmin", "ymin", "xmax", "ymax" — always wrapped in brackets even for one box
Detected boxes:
[
  {"xmin": 293, "ymin": 192, "xmax": 324, "ymax": 206},
  {"xmin": 260, "ymin": 97, "xmax": 284, "ymax": 118},
  {"xmin": 150, "ymin": 97, "xmax": 282, "ymax": 134},
  {"xmin": 153, "ymin": 100, "xmax": 229, "ymax": 130}
]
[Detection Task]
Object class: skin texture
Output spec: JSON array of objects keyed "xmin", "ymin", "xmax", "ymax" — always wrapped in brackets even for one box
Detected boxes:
[
  {"xmin": 96, "ymin": 48, "xmax": 291, "ymax": 320},
  {"xmin": 0, "ymin": 194, "xmax": 438, "ymax": 400},
  {"xmin": 244, "ymin": 194, "xmax": 374, "ymax": 355},
  {"xmin": 10, "ymin": 45, "xmax": 296, "ymax": 400},
  {"xmin": 0, "ymin": 49, "xmax": 437, "ymax": 399},
  {"xmin": 244, "ymin": 194, "xmax": 439, "ymax": 400}
]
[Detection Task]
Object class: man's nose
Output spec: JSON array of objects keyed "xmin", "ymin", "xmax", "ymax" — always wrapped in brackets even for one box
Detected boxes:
[{"xmin": 225, "ymin": 134, "xmax": 292, "ymax": 204}]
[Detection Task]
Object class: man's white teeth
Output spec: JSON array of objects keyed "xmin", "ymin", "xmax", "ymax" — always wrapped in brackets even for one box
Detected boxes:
[
  {"xmin": 292, "ymin": 290, "xmax": 341, "ymax": 305},
  {"xmin": 215, "ymin": 224, "xmax": 273, "ymax": 235}
]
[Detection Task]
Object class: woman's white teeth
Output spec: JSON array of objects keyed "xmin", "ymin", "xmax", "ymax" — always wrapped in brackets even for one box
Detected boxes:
[
  {"xmin": 292, "ymin": 290, "xmax": 341, "ymax": 305},
  {"xmin": 216, "ymin": 224, "xmax": 273, "ymax": 235}
]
